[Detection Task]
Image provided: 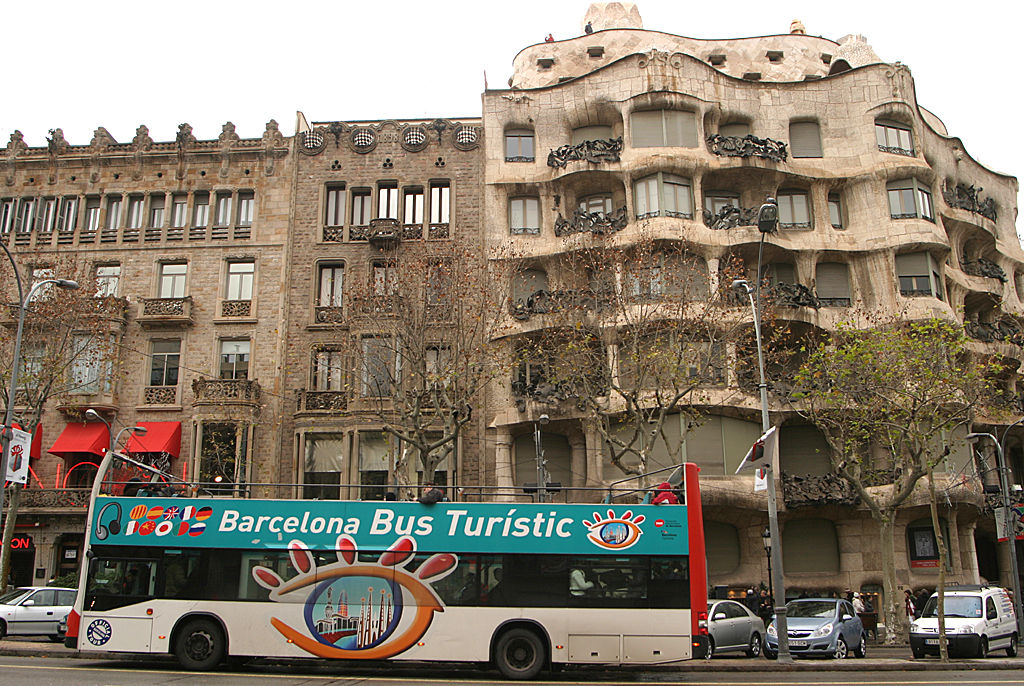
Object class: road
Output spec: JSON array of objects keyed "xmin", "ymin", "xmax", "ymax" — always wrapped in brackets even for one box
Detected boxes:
[{"xmin": 0, "ymin": 656, "xmax": 1022, "ymax": 686}]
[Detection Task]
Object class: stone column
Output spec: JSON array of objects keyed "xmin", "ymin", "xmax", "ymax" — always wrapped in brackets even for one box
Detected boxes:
[
  {"xmin": 494, "ymin": 428, "xmax": 514, "ymax": 501},
  {"xmin": 584, "ymin": 420, "xmax": 604, "ymax": 492},
  {"xmin": 569, "ymin": 430, "xmax": 587, "ymax": 501}
]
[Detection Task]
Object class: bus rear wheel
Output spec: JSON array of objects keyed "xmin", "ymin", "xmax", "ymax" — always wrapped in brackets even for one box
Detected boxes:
[
  {"xmin": 175, "ymin": 619, "xmax": 225, "ymax": 671},
  {"xmin": 495, "ymin": 628, "xmax": 545, "ymax": 680}
]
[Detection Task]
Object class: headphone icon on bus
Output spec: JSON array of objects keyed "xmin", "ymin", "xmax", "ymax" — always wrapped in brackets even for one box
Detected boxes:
[{"xmin": 95, "ymin": 502, "xmax": 122, "ymax": 540}]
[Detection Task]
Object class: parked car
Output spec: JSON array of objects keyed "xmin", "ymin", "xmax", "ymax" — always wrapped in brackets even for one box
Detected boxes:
[
  {"xmin": 703, "ymin": 599, "xmax": 764, "ymax": 658},
  {"xmin": 910, "ymin": 585, "xmax": 1017, "ymax": 658},
  {"xmin": 0, "ymin": 586, "xmax": 76, "ymax": 641},
  {"xmin": 764, "ymin": 598, "xmax": 867, "ymax": 659}
]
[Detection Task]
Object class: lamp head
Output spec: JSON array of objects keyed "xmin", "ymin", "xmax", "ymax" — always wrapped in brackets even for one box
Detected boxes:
[
  {"xmin": 539, "ymin": 414, "xmax": 550, "ymax": 425},
  {"xmin": 762, "ymin": 527, "xmax": 772, "ymax": 551},
  {"xmin": 85, "ymin": 409, "xmax": 101, "ymax": 421},
  {"xmin": 132, "ymin": 426, "xmax": 148, "ymax": 436},
  {"xmin": 757, "ymin": 198, "xmax": 778, "ymax": 233},
  {"xmin": 732, "ymin": 279, "xmax": 751, "ymax": 294},
  {"xmin": 56, "ymin": 279, "xmax": 80, "ymax": 290}
]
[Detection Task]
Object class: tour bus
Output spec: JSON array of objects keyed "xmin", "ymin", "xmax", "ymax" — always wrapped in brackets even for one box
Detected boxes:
[{"xmin": 65, "ymin": 454, "xmax": 706, "ymax": 679}]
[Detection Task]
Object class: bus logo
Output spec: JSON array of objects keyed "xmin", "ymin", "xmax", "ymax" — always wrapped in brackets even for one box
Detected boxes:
[
  {"xmin": 583, "ymin": 510, "xmax": 645, "ymax": 550},
  {"xmin": 252, "ymin": 534, "xmax": 457, "ymax": 659},
  {"xmin": 86, "ymin": 619, "xmax": 112, "ymax": 646}
]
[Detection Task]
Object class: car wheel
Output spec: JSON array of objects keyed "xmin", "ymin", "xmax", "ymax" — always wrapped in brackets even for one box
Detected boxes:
[
  {"xmin": 48, "ymin": 634, "xmax": 66, "ymax": 643},
  {"xmin": 977, "ymin": 636, "xmax": 988, "ymax": 659},
  {"xmin": 745, "ymin": 633, "xmax": 761, "ymax": 658},
  {"xmin": 0, "ymin": 620, "xmax": 6, "ymax": 640},
  {"xmin": 853, "ymin": 633, "xmax": 867, "ymax": 658},
  {"xmin": 495, "ymin": 628, "xmax": 546, "ymax": 680},
  {"xmin": 1006, "ymin": 634, "xmax": 1018, "ymax": 657},
  {"xmin": 764, "ymin": 648, "xmax": 777, "ymax": 660},
  {"xmin": 704, "ymin": 637, "xmax": 715, "ymax": 659},
  {"xmin": 174, "ymin": 619, "xmax": 225, "ymax": 671},
  {"xmin": 833, "ymin": 636, "xmax": 848, "ymax": 659}
]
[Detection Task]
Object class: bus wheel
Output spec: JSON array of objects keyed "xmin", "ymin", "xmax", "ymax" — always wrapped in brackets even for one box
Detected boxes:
[
  {"xmin": 495, "ymin": 628, "xmax": 545, "ymax": 680},
  {"xmin": 175, "ymin": 619, "xmax": 225, "ymax": 671}
]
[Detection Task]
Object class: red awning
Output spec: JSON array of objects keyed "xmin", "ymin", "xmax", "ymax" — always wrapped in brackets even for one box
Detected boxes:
[
  {"xmin": 48, "ymin": 422, "xmax": 110, "ymax": 458},
  {"xmin": 125, "ymin": 421, "xmax": 182, "ymax": 458}
]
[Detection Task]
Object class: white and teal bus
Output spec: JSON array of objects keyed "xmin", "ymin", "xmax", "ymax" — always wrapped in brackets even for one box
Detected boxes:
[{"xmin": 65, "ymin": 454, "xmax": 707, "ymax": 679}]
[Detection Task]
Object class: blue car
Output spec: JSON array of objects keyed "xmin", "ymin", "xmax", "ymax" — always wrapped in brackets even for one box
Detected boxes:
[{"xmin": 764, "ymin": 598, "xmax": 867, "ymax": 659}]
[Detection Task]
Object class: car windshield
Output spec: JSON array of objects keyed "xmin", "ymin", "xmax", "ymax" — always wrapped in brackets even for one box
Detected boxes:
[
  {"xmin": 787, "ymin": 600, "xmax": 837, "ymax": 618},
  {"xmin": 0, "ymin": 588, "xmax": 31, "ymax": 605},
  {"xmin": 921, "ymin": 596, "xmax": 982, "ymax": 618}
]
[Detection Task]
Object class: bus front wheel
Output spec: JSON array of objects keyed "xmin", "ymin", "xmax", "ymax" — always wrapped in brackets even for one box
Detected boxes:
[
  {"xmin": 175, "ymin": 619, "xmax": 225, "ymax": 671},
  {"xmin": 495, "ymin": 628, "xmax": 546, "ymax": 680}
]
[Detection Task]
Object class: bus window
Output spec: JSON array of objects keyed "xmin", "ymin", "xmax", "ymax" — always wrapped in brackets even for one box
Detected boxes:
[
  {"xmin": 161, "ymin": 551, "xmax": 202, "ymax": 598},
  {"xmin": 500, "ymin": 555, "xmax": 569, "ymax": 607},
  {"xmin": 409, "ymin": 553, "xmax": 479, "ymax": 606},
  {"xmin": 85, "ymin": 558, "xmax": 157, "ymax": 611},
  {"xmin": 649, "ymin": 556, "xmax": 689, "ymax": 608},
  {"xmin": 568, "ymin": 556, "xmax": 647, "ymax": 607}
]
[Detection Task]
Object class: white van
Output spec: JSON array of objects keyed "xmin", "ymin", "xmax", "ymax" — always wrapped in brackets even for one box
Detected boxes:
[{"xmin": 909, "ymin": 585, "xmax": 1018, "ymax": 658}]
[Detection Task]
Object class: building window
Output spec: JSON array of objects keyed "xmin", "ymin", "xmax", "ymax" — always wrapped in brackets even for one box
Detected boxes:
[
  {"xmin": 237, "ymin": 192, "xmax": 254, "ymax": 227},
  {"xmin": 199, "ymin": 422, "xmax": 243, "ymax": 495},
  {"xmin": 59, "ymin": 197, "xmax": 78, "ymax": 233},
  {"xmin": 214, "ymin": 193, "xmax": 232, "ymax": 227},
  {"xmin": 426, "ymin": 345, "xmax": 451, "ymax": 383},
  {"xmin": 361, "ymin": 336, "xmax": 395, "ymax": 397},
  {"xmin": 896, "ymin": 251, "xmax": 943, "ymax": 299},
  {"xmin": 127, "ymin": 196, "xmax": 144, "ymax": 229},
  {"xmin": 150, "ymin": 340, "xmax": 181, "ymax": 387},
  {"xmin": 378, "ymin": 183, "xmax": 399, "ymax": 220},
  {"xmin": 149, "ymin": 195, "xmax": 165, "ymax": 228},
  {"xmin": 579, "ymin": 194, "xmax": 613, "ymax": 214},
  {"xmin": 40, "ymin": 198, "xmax": 57, "ymax": 233},
  {"xmin": 782, "ymin": 519, "xmax": 840, "ymax": 573},
  {"xmin": 630, "ymin": 109, "xmax": 697, "ymax": 148},
  {"xmin": 887, "ymin": 179, "xmax": 933, "ymax": 221},
  {"xmin": 404, "ymin": 187, "xmax": 424, "ymax": 225},
  {"xmin": 789, "ymin": 121, "xmax": 823, "ymax": 158},
  {"xmin": 505, "ymin": 129, "xmax": 535, "ymax": 162},
  {"xmin": 627, "ymin": 265, "xmax": 663, "ymax": 298},
  {"xmin": 71, "ymin": 334, "xmax": 112, "ymax": 395},
  {"xmin": 106, "ymin": 196, "xmax": 122, "ymax": 230},
  {"xmin": 95, "ymin": 264, "xmax": 120, "ymax": 297},
  {"xmin": 0, "ymin": 199, "xmax": 14, "ymax": 233},
  {"xmin": 220, "ymin": 340, "xmax": 250, "ymax": 380},
  {"xmin": 226, "ymin": 261, "xmax": 255, "ymax": 301},
  {"xmin": 16, "ymin": 198, "xmax": 36, "ymax": 233},
  {"xmin": 777, "ymin": 190, "xmax": 811, "ymax": 229},
  {"xmin": 313, "ymin": 348, "xmax": 344, "ymax": 391},
  {"xmin": 193, "ymin": 192, "xmax": 210, "ymax": 227},
  {"xmin": 876, "ymin": 119, "xmax": 914, "ymax": 156},
  {"xmin": 159, "ymin": 263, "xmax": 188, "ymax": 298},
  {"xmin": 509, "ymin": 196, "xmax": 541, "ymax": 235},
  {"xmin": 359, "ymin": 433, "xmax": 392, "ymax": 500},
  {"xmin": 430, "ymin": 182, "xmax": 450, "ymax": 225},
  {"xmin": 634, "ymin": 173, "xmax": 693, "ymax": 220},
  {"xmin": 304, "ymin": 433, "xmax": 346, "ymax": 500},
  {"xmin": 318, "ymin": 263, "xmax": 344, "ymax": 307},
  {"xmin": 171, "ymin": 195, "xmax": 188, "ymax": 228},
  {"xmin": 828, "ymin": 193, "xmax": 843, "ymax": 229},
  {"xmin": 816, "ymin": 262, "xmax": 851, "ymax": 307},
  {"xmin": 83, "ymin": 197, "xmax": 100, "ymax": 237},
  {"xmin": 372, "ymin": 260, "xmax": 398, "ymax": 296},
  {"xmin": 30, "ymin": 267, "xmax": 54, "ymax": 301},
  {"xmin": 719, "ymin": 123, "xmax": 750, "ymax": 138},
  {"xmin": 352, "ymin": 189, "xmax": 371, "ymax": 226},
  {"xmin": 325, "ymin": 185, "xmax": 346, "ymax": 227}
]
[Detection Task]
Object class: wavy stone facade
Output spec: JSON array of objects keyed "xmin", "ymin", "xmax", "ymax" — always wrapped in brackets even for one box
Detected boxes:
[{"xmin": 482, "ymin": 7, "xmax": 1023, "ymax": 608}]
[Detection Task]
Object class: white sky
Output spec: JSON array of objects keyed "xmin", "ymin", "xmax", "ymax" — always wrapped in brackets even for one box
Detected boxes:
[{"xmin": 4, "ymin": 1, "xmax": 1021, "ymax": 222}]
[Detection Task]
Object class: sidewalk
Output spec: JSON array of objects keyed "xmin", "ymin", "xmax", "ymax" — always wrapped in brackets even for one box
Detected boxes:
[{"xmin": 1, "ymin": 636, "xmax": 1021, "ymax": 671}]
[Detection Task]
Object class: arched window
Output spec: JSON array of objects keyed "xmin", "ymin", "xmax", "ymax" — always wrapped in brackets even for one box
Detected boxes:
[
  {"xmin": 704, "ymin": 521, "xmax": 741, "ymax": 574},
  {"xmin": 572, "ymin": 125, "xmax": 614, "ymax": 145},
  {"xmin": 875, "ymin": 119, "xmax": 914, "ymax": 156},
  {"xmin": 782, "ymin": 519, "xmax": 840, "ymax": 573},
  {"xmin": 887, "ymin": 179, "xmax": 933, "ymax": 221},
  {"xmin": 779, "ymin": 425, "xmax": 832, "ymax": 476},
  {"xmin": 634, "ymin": 173, "xmax": 693, "ymax": 220},
  {"xmin": 816, "ymin": 262, "xmax": 851, "ymax": 307},
  {"xmin": 514, "ymin": 432, "xmax": 572, "ymax": 492}
]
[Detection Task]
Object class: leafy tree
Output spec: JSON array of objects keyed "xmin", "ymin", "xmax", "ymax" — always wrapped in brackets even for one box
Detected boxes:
[{"xmin": 793, "ymin": 318, "xmax": 1000, "ymax": 644}]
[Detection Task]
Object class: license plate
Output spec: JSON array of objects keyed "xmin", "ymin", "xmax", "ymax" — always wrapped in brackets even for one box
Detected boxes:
[
  {"xmin": 789, "ymin": 640, "xmax": 808, "ymax": 647},
  {"xmin": 925, "ymin": 639, "xmax": 939, "ymax": 645}
]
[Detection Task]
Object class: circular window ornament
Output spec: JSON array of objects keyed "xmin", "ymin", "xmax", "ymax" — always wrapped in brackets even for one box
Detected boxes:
[
  {"xmin": 452, "ymin": 124, "xmax": 480, "ymax": 150},
  {"xmin": 402, "ymin": 126, "xmax": 428, "ymax": 151},
  {"xmin": 351, "ymin": 128, "xmax": 377, "ymax": 153},
  {"xmin": 298, "ymin": 130, "xmax": 325, "ymax": 155}
]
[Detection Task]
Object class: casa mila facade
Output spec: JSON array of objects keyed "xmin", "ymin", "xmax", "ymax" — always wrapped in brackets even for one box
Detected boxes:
[{"xmin": 1, "ymin": 3, "xmax": 1022, "ymax": 617}]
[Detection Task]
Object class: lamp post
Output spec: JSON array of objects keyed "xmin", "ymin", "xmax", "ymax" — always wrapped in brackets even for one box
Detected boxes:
[
  {"xmin": 85, "ymin": 408, "xmax": 148, "ymax": 460},
  {"xmin": 535, "ymin": 413, "xmax": 550, "ymax": 503},
  {"xmin": 968, "ymin": 431, "xmax": 1023, "ymax": 643},
  {"xmin": 762, "ymin": 527, "xmax": 774, "ymax": 600},
  {"xmin": 0, "ymin": 272, "xmax": 80, "ymax": 516},
  {"xmin": 730, "ymin": 198, "xmax": 792, "ymax": 663}
]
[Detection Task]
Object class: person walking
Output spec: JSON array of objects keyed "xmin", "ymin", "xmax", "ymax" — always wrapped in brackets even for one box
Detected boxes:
[{"xmin": 904, "ymin": 589, "xmax": 916, "ymax": 621}]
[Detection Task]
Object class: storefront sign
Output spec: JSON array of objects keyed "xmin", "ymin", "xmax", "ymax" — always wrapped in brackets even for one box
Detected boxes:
[{"xmin": 10, "ymin": 535, "xmax": 33, "ymax": 550}]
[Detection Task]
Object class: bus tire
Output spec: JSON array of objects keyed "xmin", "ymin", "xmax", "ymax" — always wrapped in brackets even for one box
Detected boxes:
[
  {"xmin": 495, "ymin": 628, "xmax": 546, "ymax": 680},
  {"xmin": 175, "ymin": 619, "xmax": 225, "ymax": 671}
]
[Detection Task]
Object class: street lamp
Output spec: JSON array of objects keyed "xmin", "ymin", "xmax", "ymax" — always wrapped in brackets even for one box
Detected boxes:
[
  {"xmin": 967, "ymin": 431, "xmax": 1023, "ymax": 643},
  {"xmin": 535, "ymin": 413, "xmax": 550, "ymax": 503},
  {"xmin": 730, "ymin": 198, "xmax": 792, "ymax": 662},
  {"xmin": 0, "ymin": 270, "xmax": 79, "ymax": 516},
  {"xmin": 85, "ymin": 408, "xmax": 148, "ymax": 459},
  {"xmin": 762, "ymin": 527, "xmax": 774, "ymax": 601}
]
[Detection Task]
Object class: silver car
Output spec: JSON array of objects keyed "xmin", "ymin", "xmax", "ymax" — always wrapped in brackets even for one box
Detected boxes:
[
  {"xmin": 0, "ymin": 586, "xmax": 76, "ymax": 641},
  {"xmin": 704, "ymin": 599, "xmax": 764, "ymax": 658},
  {"xmin": 765, "ymin": 598, "xmax": 867, "ymax": 659}
]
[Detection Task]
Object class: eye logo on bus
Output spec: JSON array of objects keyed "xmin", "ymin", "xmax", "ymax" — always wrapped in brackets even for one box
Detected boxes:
[
  {"xmin": 252, "ymin": 535, "xmax": 457, "ymax": 660},
  {"xmin": 584, "ymin": 510, "xmax": 645, "ymax": 550}
]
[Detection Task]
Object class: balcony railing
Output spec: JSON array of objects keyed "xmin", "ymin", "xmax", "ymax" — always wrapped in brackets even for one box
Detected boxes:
[
  {"xmin": 296, "ymin": 388, "xmax": 348, "ymax": 412},
  {"xmin": 192, "ymin": 378, "xmax": 261, "ymax": 404},
  {"xmin": 143, "ymin": 385, "xmax": 178, "ymax": 405},
  {"xmin": 221, "ymin": 300, "xmax": 252, "ymax": 318},
  {"xmin": 138, "ymin": 296, "xmax": 194, "ymax": 329},
  {"xmin": 19, "ymin": 487, "xmax": 92, "ymax": 509}
]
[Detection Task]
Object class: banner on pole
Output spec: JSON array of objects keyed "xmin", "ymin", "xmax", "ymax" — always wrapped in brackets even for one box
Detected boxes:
[
  {"xmin": 736, "ymin": 426, "xmax": 778, "ymax": 493},
  {"xmin": 995, "ymin": 504, "xmax": 1024, "ymax": 542},
  {"xmin": 6, "ymin": 428, "xmax": 31, "ymax": 484}
]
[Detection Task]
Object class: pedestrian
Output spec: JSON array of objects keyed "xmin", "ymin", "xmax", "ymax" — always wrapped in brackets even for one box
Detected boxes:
[
  {"xmin": 544, "ymin": 33, "xmax": 554, "ymax": 42},
  {"xmin": 652, "ymin": 482, "xmax": 679, "ymax": 504},
  {"xmin": 852, "ymin": 592, "xmax": 866, "ymax": 613},
  {"xmin": 758, "ymin": 590, "xmax": 773, "ymax": 628},
  {"xmin": 745, "ymin": 587, "xmax": 760, "ymax": 613},
  {"xmin": 904, "ymin": 589, "xmax": 916, "ymax": 621},
  {"xmin": 585, "ymin": 21, "xmax": 593, "ymax": 34},
  {"xmin": 915, "ymin": 588, "xmax": 931, "ymax": 617}
]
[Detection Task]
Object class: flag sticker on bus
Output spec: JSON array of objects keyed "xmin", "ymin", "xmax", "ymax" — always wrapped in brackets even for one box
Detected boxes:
[
  {"xmin": 119, "ymin": 502, "xmax": 212, "ymax": 538},
  {"xmin": 583, "ymin": 510, "xmax": 645, "ymax": 551}
]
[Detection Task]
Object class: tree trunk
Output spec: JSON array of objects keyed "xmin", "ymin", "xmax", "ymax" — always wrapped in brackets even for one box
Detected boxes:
[
  {"xmin": 927, "ymin": 467, "xmax": 949, "ymax": 662},
  {"xmin": 0, "ymin": 485, "xmax": 22, "ymax": 593},
  {"xmin": 877, "ymin": 512, "xmax": 904, "ymax": 645}
]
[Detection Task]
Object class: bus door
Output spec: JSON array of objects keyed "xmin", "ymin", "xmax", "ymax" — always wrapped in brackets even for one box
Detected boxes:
[{"xmin": 81, "ymin": 558, "xmax": 158, "ymax": 652}]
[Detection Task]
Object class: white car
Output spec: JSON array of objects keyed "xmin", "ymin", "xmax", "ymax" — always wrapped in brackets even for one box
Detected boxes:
[
  {"xmin": 910, "ymin": 585, "xmax": 1017, "ymax": 658},
  {"xmin": 0, "ymin": 586, "xmax": 77, "ymax": 641}
]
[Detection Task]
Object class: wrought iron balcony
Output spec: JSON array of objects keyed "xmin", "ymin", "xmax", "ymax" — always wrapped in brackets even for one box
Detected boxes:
[
  {"xmin": 546, "ymin": 136, "xmax": 623, "ymax": 168},
  {"xmin": 554, "ymin": 206, "xmax": 627, "ymax": 237},
  {"xmin": 706, "ymin": 133, "xmax": 787, "ymax": 162},
  {"xmin": 960, "ymin": 257, "xmax": 1007, "ymax": 282},
  {"xmin": 19, "ymin": 487, "xmax": 92, "ymax": 509},
  {"xmin": 192, "ymin": 378, "xmax": 261, "ymax": 405},
  {"xmin": 138, "ymin": 296, "xmax": 194, "ymax": 329},
  {"xmin": 296, "ymin": 388, "xmax": 348, "ymax": 413}
]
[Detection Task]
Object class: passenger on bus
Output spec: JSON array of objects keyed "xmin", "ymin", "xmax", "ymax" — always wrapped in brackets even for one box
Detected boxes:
[
  {"xmin": 418, "ymin": 482, "xmax": 444, "ymax": 504},
  {"xmin": 652, "ymin": 482, "xmax": 679, "ymax": 505},
  {"xmin": 570, "ymin": 568, "xmax": 595, "ymax": 595}
]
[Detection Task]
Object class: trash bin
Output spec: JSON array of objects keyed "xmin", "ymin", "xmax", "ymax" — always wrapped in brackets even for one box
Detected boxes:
[{"xmin": 858, "ymin": 612, "xmax": 878, "ymax": 640}]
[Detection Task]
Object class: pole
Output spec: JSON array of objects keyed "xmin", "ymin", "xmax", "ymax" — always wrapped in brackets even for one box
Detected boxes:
[
  {"xmin": 995, "ymin": 434, "xmax": 1024, "ymax": 643},
  {"xmin": 0, "ymin": 241, "xmax": 26, "ymax": 520},
  {"xmin": 766, "ymin": 541, "xmax": 774, "ymax": 600},
  {"xmin": 534, "ymin": 421, "xmax": 546, "ymax": 503}
]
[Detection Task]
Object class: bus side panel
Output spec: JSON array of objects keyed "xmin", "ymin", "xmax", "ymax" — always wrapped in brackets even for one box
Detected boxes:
[{"xmin": 684, "ymin": 463, "xmax": 707, "ymax": 638}]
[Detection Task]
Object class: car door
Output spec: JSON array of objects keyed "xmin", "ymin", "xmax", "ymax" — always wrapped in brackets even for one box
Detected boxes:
[
  {"xmin": 839, "ymin": 601, "xmax": 861, "ymax": 646},
  {"xmin": 984, "ymin": 596, "xmax": 1001, "ymax": 649},
  {"xmin": 720, "ymin": 601, "xmax": 746, "ymax": 650},
  {"xmin": 16, "ymin": 589, "xmax": 58, "ymax": 634}
]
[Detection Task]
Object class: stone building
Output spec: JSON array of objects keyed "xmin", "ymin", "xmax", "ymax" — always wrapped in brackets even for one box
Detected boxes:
[
  {"xmin": 478, "ymin": 3, "xmax": 1024, "ymax": 612},
  {"xmin": 0, "ymin": 121, "xmax": 292, "ymax": 584}
]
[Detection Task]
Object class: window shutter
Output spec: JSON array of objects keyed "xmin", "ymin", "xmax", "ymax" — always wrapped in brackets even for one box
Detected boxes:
[
  {"xmin": 683, "ymin": 416, "xmax": 724, "ymax": 475},
  {"xmin": 778, "ymin": 425, "xmax": 832, "ymax": 477},
  {"xmin": 721, "ymin": 417, "xmax": 763, "ymax": 474},
  {"xmin": 572, "ymin": 125, "xmax": 613, "ymax": 145},
  {"xmin": 631, "ymin": 110, "xmax": 665, "ymax": 147},
  {"xmin": 782, "ymin": 519, "xmax": 840, "ymax": 573},
  {"xmin": 769, "ymin": 263, "xmax": 796, "ymax": 284},
  {"xmin": 719, "ymin": 123, "xmax": 750, "ymax": 137},
  {"xmin": 704, "ymin": 521, "xmax": 741, "ymax": 574},
  {"xmin": 790, "ymin": 121, "xmax": 823, "ymax": 158},
  {"xmin": 815, "ymin": 262, "xmax": 850, "ymax": 299},
  {"xmin": 665, "ymin": 110, "xmax": 697, "ymax": 147},
  {"xmin": 305, "ymin": 433, "xmax": 347, "ymax": 473},
  {"xmin": 896, "ymin": 251, "xmax": 929, "ymax": 277}
]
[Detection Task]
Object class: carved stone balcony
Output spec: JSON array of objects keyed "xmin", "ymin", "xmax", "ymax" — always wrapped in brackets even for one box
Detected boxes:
[
  {"xmin": 706, "ymin": 133, "xmax": 787, "ymax": 162},
  {"xmin": 138, "ymin": 296, "xmax": 194, "ymax": 330},
  {"xmin": 547, "ymin": 136, "xmax": 623, "ymax": 168},
  {"xmin": 220, "ymin": 300, "xmax": 252, "ymax": 318},
  {"xmin": 143, "ymin": 385, "xmax": 179, "ymax": 406},
  {"xmin": 57, "ymin": 390, "xmax": 119, "ymax": 414},
  {"xmin": 19, "ymin": 487, "xmax": 92, "ymax": 510},
  {"xmin": 314, "ymin": 306, "xmax": 345, "ymax": 324},
  {"xmin": 192, "ymin": 378, "xmax": 261, "ymax": 406},
  {"xmin": 296, "ymin": 388, "xmax": 348, "ymax": 413}
]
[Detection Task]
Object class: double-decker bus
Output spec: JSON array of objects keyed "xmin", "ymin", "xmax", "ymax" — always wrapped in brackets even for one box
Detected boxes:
[{"xmin": 65, "ymin": 454, "xmax": 706, "ymax": 679}]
